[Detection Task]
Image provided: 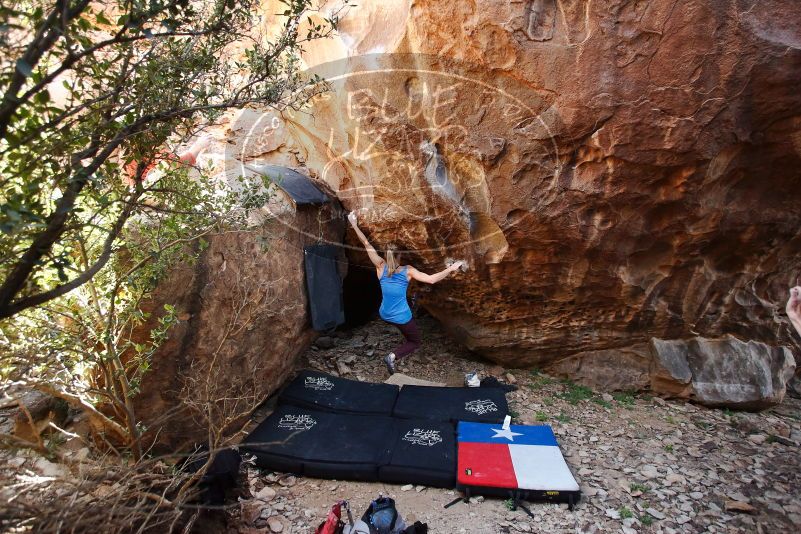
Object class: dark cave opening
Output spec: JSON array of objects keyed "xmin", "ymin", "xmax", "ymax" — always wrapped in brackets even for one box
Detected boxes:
[{"xmin": 341, "ymin": 261, "xmax": 382, "ymax": 329}]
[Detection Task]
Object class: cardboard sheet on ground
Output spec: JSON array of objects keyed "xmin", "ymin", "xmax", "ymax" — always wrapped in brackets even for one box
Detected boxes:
[
  {"xmin": 456, "ymin": 421, "xmax": 581, "ymax": 505},
  {"xmin": 279, "ymin": 370, "xmax": 399, "ymax": 415},
  {"xmin": 384, "ymin": 373, "xmax": 447, "ymax": 388}
]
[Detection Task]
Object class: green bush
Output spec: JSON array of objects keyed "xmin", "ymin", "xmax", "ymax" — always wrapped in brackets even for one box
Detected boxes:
[{"xmin": 558, "ymin": 382, "xmax": 594, "ymax": 404}]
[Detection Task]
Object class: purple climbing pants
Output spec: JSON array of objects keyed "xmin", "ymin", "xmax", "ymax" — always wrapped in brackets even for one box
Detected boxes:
[{"xmin": 387, "ymin": 318, "xmax": 422, "ymax": 360}]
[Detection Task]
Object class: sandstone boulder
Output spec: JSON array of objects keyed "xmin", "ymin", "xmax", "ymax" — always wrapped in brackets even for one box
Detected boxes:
[
  {"xmin": 249, "ymin": 0, "xmax": 801, "ymax": 374},
  {"xmin": 649, "ymin": 336, "xmax": 796, "ymax": 410},
  {"xmin": 131, "ymin": 190, "xmax": 344, "ymax": 449},
  {"xmin": 546, "ymin": 335, "xmax": 795, "ymax": 409}
]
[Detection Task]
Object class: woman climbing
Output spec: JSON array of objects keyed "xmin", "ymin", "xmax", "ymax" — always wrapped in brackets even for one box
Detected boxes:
[{"xmin": 347, "ymin": 211, "xmax": 464, "ymax": 374}]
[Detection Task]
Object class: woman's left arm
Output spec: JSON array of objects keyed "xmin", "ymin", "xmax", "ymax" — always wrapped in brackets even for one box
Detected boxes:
[
  {"xmin": 788, "ymin": 287, "xmax": 801, "ymax": 337},
  {"xmin": 408, "ymin": 261, "xmax": 464, "ymax": 284}
]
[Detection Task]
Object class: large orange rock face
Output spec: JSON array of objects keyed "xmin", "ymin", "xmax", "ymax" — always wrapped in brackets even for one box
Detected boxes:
[{"xmin": 265, "ymin": 0, "xmax": 801, "ymax": 369}]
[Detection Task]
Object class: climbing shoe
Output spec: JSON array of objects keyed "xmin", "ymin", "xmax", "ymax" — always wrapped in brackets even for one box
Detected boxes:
[{"xmin": 383, "ymin": 353, "xmax": 396, "ymax": 375}]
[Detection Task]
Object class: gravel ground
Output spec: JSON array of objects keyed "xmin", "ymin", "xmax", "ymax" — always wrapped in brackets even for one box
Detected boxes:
[{"xmin": 233, "ymin": 315, "xmax": 801, "ymax": 534}]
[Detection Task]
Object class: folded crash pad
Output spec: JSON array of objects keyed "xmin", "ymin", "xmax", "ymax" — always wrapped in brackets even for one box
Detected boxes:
[
  {"xmin": 456, "ymin": 421, "xmax": 581, "ymax": 506},
  {"xmin": 247, "ymin": 164, "xmax": 330, "ymax": 205},
  {"xmin": 240, "ymin": 405, "xmax": 393, "ymax": 481},
  {"xmin": 304, "ymin": 246, "xmax": 345, "ymax": 331},
  {"xmin": 392, "ymin": 385, "xmax": 508, "ymax": 423},
  {"xmin": 378, "ymin": 419, "xmax": 457, "ymax": 489},
  {"xmin": 279, "ymin": 370, "xmax": 399, "ymax": 416}
]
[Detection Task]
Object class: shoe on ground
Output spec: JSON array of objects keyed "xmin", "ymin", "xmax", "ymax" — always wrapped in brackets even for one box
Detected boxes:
[{"xmin": 384, "ymin": 353, "xmax": 396, "ymax": 375}]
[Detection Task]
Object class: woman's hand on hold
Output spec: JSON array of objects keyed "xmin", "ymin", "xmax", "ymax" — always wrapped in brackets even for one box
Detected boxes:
[
  {"xmin": 348, "ymin": 211, "xmax": 382, "ymax": 268},
  {"xmin": 788, "ymin": 286, "xmax": 801, "ymax": 317},
  {"xmin": 787, "ymin": 286, "xmax": 801, "ymax": 338},
  {"xmin": 449, "ymin": 260, "xmax": 465, "ymax": 272},
  {"xmin": 788, "ymin": 287, "xmax": 801, "ymax": 317}
]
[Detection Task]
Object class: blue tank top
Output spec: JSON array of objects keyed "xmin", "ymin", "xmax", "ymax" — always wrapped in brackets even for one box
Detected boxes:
[{"xmin": 379, "ymin": 265, "xmax": 412, "ymax": 324}]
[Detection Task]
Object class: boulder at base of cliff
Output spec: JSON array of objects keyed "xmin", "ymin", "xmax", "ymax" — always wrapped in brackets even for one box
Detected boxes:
[
  {"xmin": 649, "ymin": 336, "xmax": 796, "ymax": 411},
  {"xmin": 130, "ymin": 199, "xmax": 344, "ymax": 451},
  {"xmin": 546, "ymin": 335, "xmax": 795, "ymax": 410}
]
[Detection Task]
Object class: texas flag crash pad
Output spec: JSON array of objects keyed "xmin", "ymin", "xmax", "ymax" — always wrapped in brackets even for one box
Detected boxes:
[{"xmin": 456, "ymin": 420, "xmax": 581, "ymax": 507}]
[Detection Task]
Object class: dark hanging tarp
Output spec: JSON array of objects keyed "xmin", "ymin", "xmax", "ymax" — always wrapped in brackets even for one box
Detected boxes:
[
  {"xmin": 246, "ymin": 163, "xmax": 330, "ymax": 205},
  {"xmin": 304, "ymin": 245, "xmax": 345, "ymax": 331}
]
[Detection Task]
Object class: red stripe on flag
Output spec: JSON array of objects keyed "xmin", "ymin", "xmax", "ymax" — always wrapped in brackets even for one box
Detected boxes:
[{"xmin": 457, "ymin": 442, "xmax": 518, "ymax": 488}]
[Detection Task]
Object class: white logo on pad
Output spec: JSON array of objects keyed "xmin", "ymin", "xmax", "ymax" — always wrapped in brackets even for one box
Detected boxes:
[
  {"xmin": 465, "ymin": 399, "xmax": 498, "ymax": 415},
  {"xmin": 403, "ymin": 428, "xmax": 443, "ymax": 447},
  {"xmin": 304, "ymin": 376, "xmax": 334, "ymax": 391},
  {"xmin": 278, "ymin": 414, "xmax": 317, "ymax": 431}
]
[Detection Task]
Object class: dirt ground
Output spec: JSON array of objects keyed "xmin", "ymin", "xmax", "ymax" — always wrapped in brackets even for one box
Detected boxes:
[{"xmin": 232, "ymin": 314, "xmax": 801, "ymax": 534}]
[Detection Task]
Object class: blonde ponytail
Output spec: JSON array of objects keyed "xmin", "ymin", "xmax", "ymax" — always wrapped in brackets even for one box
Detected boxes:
[{"xmin": 386, "ymin": 248, "xmax": 400, "ymax": 274}]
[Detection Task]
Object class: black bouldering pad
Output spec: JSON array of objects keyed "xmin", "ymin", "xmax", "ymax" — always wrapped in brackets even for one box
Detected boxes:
[
  {"xmin": 240, "ymin": 405, "xmax": 393, "ymax": 481},
  {"xmin": 247, "ymin": 164, "xmax": 330, "ymax": 205},
  {"xmin": 392, "ymin": 386, "xmax": 508, "ymax": 423},
  {"xmin": 304, "ymin": 246, "xmax": 345, "ymax": 331},
  {"xmin": 378, "ymin": 418, "xmax": 457, "ymax": 489},
  {"xmin": 278, "ymin": 370, "xmax": 399, "ymax": 416}
]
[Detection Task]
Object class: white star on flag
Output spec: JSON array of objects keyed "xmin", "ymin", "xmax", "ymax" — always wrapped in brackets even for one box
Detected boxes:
[{"xmin": 491, "ymin": 426, "xmax": 523, "ymax": 441}]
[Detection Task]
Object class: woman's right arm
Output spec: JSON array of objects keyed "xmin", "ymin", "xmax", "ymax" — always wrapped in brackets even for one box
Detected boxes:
[
  {"xmin": 348, "ymin": 212, "xmax": 384, "ymax": 268},
  {"xmin": 407, "ymin": 261, "xmax": 464, "ymax": 284}
]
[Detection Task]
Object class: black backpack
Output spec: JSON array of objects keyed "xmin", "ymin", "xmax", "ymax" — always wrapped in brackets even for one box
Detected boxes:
[
  {"xmin": 182, "ymin": 446, "xmax": 241, "ymax": 505},
  {"xmin": 362, "ymin": 497, "xmax": 402, "ymax": 534}
]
